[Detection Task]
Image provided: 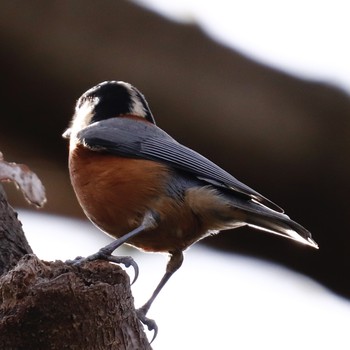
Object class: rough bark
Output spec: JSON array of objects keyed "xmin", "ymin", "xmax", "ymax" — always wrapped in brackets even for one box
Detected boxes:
[
  {"xmin": 0, "ymin": 185, "xmax": 151, "ymax": 350},
  {"xmin": 0, "ymin": 185, "xmax": 33, "ymax": 276}
]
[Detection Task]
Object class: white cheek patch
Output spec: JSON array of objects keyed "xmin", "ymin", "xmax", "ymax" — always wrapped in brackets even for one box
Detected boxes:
[
  {"xmin": 75, "ymin": 99, "xmax": 97, "ymax": 129},
  {"xmin": 69, "ymin": 98, "xmax": 98, "ymax": 146}
]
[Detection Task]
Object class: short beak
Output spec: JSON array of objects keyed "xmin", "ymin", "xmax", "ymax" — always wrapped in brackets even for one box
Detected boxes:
[{"xmin": 62, "ymin": 128, "xmax": 71, "ymax": 139}]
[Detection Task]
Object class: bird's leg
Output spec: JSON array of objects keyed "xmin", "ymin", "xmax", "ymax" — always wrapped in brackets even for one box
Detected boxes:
[
  {"xmin": 137, "ymin": 250, "xmax": 184, "ymax": 342},
  {"xmin": 66, "ymin": 211, "xmax": 158, "ymax": 284}
]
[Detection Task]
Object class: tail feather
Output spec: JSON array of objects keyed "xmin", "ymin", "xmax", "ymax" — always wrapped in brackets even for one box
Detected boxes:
[
  {"xmin": 209, "ymin": 185, "xmax": 318, "ymax": 249},
  {"xmin": 246, "ymin": 213, "xmax": 318, "ymax": 249}
]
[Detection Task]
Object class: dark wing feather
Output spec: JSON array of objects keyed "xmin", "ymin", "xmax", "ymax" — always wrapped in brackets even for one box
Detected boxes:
[{"xmin": 78, "ymin": 118, "xmax": 284, "ymax": 213}]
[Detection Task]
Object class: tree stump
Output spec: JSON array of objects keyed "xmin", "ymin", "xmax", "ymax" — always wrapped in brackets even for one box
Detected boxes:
[{"xmin": 0, "ymin": 184, "xmax": 152, "ymax": 350}]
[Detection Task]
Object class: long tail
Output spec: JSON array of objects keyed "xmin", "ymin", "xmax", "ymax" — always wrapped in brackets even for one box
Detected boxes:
[
  {"xmin": 225, "ymin": 194, "xmax": 318, "ymax": 249},
  {"xmin": 246, "ymin": 211, "xmax": 318, "ymax": 248}
]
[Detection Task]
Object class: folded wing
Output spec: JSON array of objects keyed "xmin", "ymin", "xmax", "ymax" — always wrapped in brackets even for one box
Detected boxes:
[{"xmin": 78, "ymin": 118, "xmax": 284, "ymax": 213}]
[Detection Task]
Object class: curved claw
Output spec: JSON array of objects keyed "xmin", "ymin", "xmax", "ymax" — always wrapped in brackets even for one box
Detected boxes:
[
  {"xmin": 66, "ymin": 253, "xmax": 139, "ymax": 285},
  {"xmin": 66, "ymin": 220, "xmax": 152, "ymax": 282},
  {"xmin": 136, "ymin": 309, "xmax": 158, "ymax": 343},
  {"xmin": 65, "ymin": 256, "xmax": 85, "ymax": 265},
  {"xmin": 106, "ymin": 255, "xmax": 139, "ymax": 285}
]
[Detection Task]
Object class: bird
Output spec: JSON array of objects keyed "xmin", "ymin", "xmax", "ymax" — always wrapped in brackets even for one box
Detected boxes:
[{"xmin": 63, "ymin": 80, "xmax": 318, "ymax": 341}]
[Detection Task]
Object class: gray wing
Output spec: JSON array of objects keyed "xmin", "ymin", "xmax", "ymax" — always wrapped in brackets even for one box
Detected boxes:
[{"xmin": 78, "ymin": 118, "xmax": 284, "ymax": 213}]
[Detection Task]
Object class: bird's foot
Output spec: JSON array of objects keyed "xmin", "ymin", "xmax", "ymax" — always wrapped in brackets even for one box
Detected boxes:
[
  {"xmin": 136, "ymin": 306, "xmax": 158, "ymax": 343},
  {"xmin": 66, "ymin": 251, "xmax": 139, "ymax": 284}
]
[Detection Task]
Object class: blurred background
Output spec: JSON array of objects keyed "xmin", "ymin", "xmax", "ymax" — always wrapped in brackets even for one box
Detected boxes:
[{"xmin": 1, "ymin": 1, "xmax": 350, "ymax": 348}]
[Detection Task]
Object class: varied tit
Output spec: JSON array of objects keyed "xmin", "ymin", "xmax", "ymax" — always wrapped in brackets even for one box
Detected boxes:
[{"xmin": 63, "ymin": 81, "xmax": 318, "ymax": 340}]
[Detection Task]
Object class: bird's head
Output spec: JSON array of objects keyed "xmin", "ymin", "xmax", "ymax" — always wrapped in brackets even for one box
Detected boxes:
[{"xmin": 63, "ymin": 81, "xmax": 155, "ymax": 140}]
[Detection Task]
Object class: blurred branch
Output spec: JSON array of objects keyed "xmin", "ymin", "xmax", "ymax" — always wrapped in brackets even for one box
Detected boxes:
[
  {"xmin": 0, "ymin": 152, "xmax": 46, "ymax": 208},
  {"xmin": 0, "ymin": 151, "xmax": 45, "ymax": 275}
]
